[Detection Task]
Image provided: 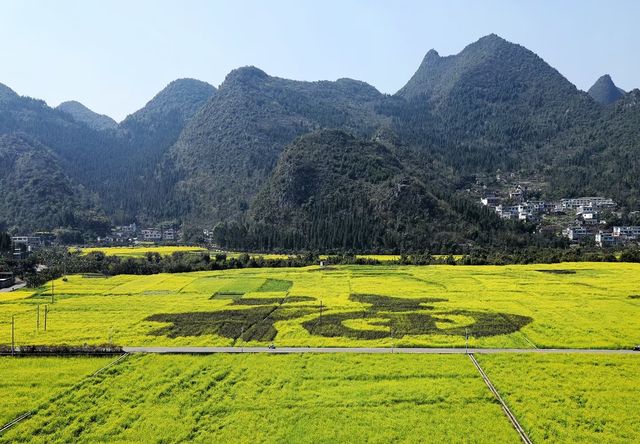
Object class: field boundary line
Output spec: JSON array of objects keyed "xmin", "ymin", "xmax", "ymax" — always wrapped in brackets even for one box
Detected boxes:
[
  {"xmin": 468, "ymin": 353, "xmax": 532, "ymax": 444},
  {"xmin": 91, "ymin": 352, "xmax": 129, "ymax": 377},
  {"xmin": 0, "ymin": 412, "xmax": 32, "ymax": 434},
  {"xmin": 521, "ymin": 334, "xmax": 538, "ymax": 349},
  {"xmin": 0, "ymin": 353, "xmax": 129, "ymax": 436}
]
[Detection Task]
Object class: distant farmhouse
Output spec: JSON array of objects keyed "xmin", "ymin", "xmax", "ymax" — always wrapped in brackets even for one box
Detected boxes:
[
  {"xmin": 11, "ymin": 236, "xmax": 43, "ymax": 259},
  {"xmin": 561, "ymin": 197, "xmax": 616, "ymax": 211}
]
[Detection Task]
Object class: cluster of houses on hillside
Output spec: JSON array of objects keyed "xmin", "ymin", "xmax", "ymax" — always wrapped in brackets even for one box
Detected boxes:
[
  {"xmin": 98, "ymin": 224, "xmax": 180, "ymax": 244},
  {"xmin": 481, "ymin": 189, "xmax": 639, "ymax": 248},
  {"xmin": 592, "ymin": 226, "xmax": 640, "ymax": 247},
  {"xmin": 8, "ymin": 225, "xmax": 181, "ymax": 256}
]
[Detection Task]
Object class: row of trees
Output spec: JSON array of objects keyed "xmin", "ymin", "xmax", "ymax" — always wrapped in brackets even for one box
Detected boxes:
[{"xmin": 21, "ymin": 245, "xmax": 640, "ymax": 288}]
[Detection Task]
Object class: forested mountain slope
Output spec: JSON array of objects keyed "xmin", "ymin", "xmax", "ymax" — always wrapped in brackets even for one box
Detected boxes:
[
  {"xmin": 0, "ymin": 133, "xmax": 107, "ymax": 234},
  {"xmin": 163, "ymin": 67, "xmax": 388, "ymax": 224},
  {"xmin": 0, "ymin": 79, "xmax": 216, "ymax": 226},
  {"xmin": 212, "ymin": 130, "xmax": 538, "ymax": 252},
  {"xmin": 550, "ymin": 89, "xmax": 640, "ymax": 208},
  {"xmin": 102, "ymin": 79, "xmax": 216, "ymax": 223},
  {"xmin": 394, "ymin": 34, "xmax": 600, "ymax": 172}
]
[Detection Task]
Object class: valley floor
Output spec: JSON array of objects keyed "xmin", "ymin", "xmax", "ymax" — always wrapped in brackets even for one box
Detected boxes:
[
  {"xmin": 1, "ymin": 263, "xmax": 638, "ymax": 442},
  {"xmin": 1, "ymin": 262, "xmax": 639, "ymax": 349}
]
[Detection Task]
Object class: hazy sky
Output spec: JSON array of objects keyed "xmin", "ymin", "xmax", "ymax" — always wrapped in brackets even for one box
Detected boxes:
[{"xmin": 1, "ymin": 0, "xmax": 638, "ymax": 121}]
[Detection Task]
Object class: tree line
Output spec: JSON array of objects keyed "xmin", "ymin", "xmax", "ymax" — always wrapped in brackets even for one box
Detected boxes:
[{"xmin": 11, "ymin": 245, "xmax": 640, "ymax": 288}]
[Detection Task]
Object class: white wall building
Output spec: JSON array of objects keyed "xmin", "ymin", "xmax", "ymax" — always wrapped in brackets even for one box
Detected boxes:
[
  {"xmin": 612, "ymin": 226, "xmax": 640, "ymax": 238},
  {"xmin": 141, "ymin": 229, "xmax": 162, "ymax": 241}
]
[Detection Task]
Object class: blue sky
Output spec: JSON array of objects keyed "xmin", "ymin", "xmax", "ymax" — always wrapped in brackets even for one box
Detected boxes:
[{"xmin": 1, "ymin": 0, "xmax": 638, "ymax": 121}]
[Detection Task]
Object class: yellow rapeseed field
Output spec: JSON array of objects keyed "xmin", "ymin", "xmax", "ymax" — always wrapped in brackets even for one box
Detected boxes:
[
  {"xmin": 2, "ymin": 354, "xmax": 520, "ymax": 443},
  {"xmin": 73, "ymin": 246, "xmax": 206, "ymax": 257},
  {"xmin": 1, "ymin": 262, "xmax": 638, "ymax": 348},
  {"xmin": 478, "ymin": 354, "xmax": 640, "ymax": 443},
  {"xmin": 0, "ymin": 356, "xmax": 114, "ymax": 425}
]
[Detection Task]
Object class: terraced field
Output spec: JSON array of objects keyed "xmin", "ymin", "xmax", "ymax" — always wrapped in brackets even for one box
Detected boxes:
[{"xmin": 1, "ymin": 263, "xmax": 639, "ymax": 348}]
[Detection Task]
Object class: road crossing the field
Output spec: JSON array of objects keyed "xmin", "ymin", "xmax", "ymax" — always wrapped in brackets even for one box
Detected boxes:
[{"xmin": 123, "ymin": 346, "xmax": 639, "ymax": 354}]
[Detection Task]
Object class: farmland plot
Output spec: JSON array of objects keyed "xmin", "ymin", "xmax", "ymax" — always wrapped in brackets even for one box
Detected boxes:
[
  {"xmin": 1, "ymin": 354, "xmax": 519, "ymax": 443},
  {"xmin": 0, "ymin": 263, "xmax": 638, "ymax": 348},
  {"xmin": 0, "ymin": 357, "xmax": 114, "ymax": 426},
  {"xmin": 478, "ymin": 354, "xmax": 640, "ymax": 443}
]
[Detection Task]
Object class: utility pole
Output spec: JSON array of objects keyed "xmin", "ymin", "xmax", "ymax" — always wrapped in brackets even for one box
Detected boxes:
[
  {"xmin": 44, "ymin": 305, "xmax": 48, "ymax": 332},
  {"xmin": 11, "ymin": 315, "xmax": 15, "ymax": 356},
  {"xmin": 36, "ymin": 304, "xmax": 40, "ymax": 332},
  {"xmin": 240, "ymin": 326, "xmax": 245, "ymax": 353},
  {"xmin": 319, "ymin": 300, "xmax": 323, "ymax": 321}
]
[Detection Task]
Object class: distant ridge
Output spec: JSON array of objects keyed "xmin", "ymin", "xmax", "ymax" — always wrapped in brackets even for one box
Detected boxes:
[
  {"xmin": 588, "ymin": 74, "xmax": 625, "ymax": 105},
  {"xmin": 57, "ymin": 100, "xmax": 118, "ymax": 131},
  {"xmin": 122, "ymin": 78, "xmax": 216, "ymax": 123},
  {"xmin": 0, "ymin": 82, "xmax": 19, "ymax": 103}
]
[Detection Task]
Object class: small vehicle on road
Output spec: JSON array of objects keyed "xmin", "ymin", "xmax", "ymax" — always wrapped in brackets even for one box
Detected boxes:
[
  {"xmin": 634, "ymin": 345, "xmax": 640, "ymax": 351},
  {"xmin": 268, "ymin": 344, "xmax": 276, "ymax": 350}
]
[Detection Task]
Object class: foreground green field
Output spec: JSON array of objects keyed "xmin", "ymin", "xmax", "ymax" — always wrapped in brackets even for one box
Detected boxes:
[
  {"xmin": 0, "ymin": 357, "xmax": 113, "ymax": 426},
  {"xmin": 1, "ymin": 262, "xmax": 639, "ymax": 348},
  {"xmin": 1, "ymin": 354, "xmax": 519, "ymax": 443},
  {"xmin": 479, "ymin": 354, "xmax": 640, "ymax": 443}
]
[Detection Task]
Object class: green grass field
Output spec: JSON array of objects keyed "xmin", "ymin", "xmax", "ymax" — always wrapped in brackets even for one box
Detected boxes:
[
  {"xmin": 0, "ymin": 357, "xmax": 114, "ymax": 425},
  {"xmin": 0, "ymin": 354, "xmax": 519, "ymax": 443},
  {"xmin": 1, "ymin": 262, "xmax": 639, "ymax": 349},
  {"xmin": 478, "ymin": 354, "xmax": 640, "ymax": 443}
]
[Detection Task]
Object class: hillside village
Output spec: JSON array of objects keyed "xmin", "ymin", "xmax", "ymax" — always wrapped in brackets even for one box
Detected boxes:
[
  {"xmin": 7, "ymin": 225, "xmax": 181, "ymax": 259},
  {"xmin": 479, "ymin": 184, "xmax": 640, "ymax": 247}
]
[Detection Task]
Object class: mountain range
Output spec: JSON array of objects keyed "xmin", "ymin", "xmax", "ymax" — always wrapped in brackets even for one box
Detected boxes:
[{"xmin": 0, "ymin": 34, "xmax": 637, "ymax": 251}]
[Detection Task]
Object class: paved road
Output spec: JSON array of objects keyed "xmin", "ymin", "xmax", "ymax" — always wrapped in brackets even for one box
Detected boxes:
[
  {"xmin": 123, "ymin": 346, "xmax": 639, "ymax": 354},
  {"xmin": 0, "ymin": 282, "xmax": 26, "ymax": 293}
]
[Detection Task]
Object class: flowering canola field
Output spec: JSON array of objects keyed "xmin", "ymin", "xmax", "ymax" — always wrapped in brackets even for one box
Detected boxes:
[
  {"xmin": 1, "ymin": 263, "xmax": 639, "ymax": 442},
  {"xmin": 1, "ymin": 262, "xmax": 638, "ymax": 349}
]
